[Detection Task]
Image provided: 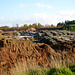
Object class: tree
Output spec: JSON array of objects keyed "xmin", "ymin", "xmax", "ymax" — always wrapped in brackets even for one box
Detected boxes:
[
  {"xmin": 23, "ymin": 24, "xmax": 28, "ymax": 28},
  {"xmin": 57, "ymin": 22, "xmax": 65, "ymax": 27},
  {"xmin": 0, "ymin": 26, "xmax": 9, "ymax": 29},
  {"xmin": 50, "ymin": 24, "xmax": 55, "ymax": 27},
  {"xmin": 29, "ymin": 24, "xmax": 32, "ymax": 28},
  {"xmin": 37, "ymin": 23, "xmax": 44, "ymax": 28},
  {"xmin": 32, "ymin": 23, "xmax": 37, "ymax": 28}
]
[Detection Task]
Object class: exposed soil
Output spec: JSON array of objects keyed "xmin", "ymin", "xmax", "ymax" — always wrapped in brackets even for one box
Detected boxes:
[
  {"xmin": 37, "ymin": 30, "xmax": 75, "ymax": 45},
  {"xmin": 0, "ymin": 40, "xmax": 75, "ymax": 73}
]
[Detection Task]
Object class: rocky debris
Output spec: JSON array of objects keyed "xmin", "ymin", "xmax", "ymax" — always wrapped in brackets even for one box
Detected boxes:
[
  {"xmin": 26, "ymin": 27, "xmax": 36, "ymax": 32},
  {"xmin": 36, "ymin": 30, "xmax": 75, "ymax": 45},
  {"xmin": 0, "ymin": 40, "xmax": 75, "ymax": 72}
]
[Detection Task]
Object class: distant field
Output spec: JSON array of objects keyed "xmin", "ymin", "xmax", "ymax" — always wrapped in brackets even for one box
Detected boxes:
[
  {"xmin": 63, "ymin": 24, "xmax": 75, "ymax": 31},
  {"xmin": 69, "ymin": 24, "xmax": 75, "ymax": 26}
]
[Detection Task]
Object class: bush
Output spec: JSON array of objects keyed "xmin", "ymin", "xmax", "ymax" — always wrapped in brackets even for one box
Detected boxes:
[
  {"xmin": 69, "ymin": 65, "xmax": 75, "ymax": 72},
  {"xmin": 47, "ymin": 67, "xmax": 61, "ymax": 75},
  {"xmin": 61, "ymin": 68, "xmax": 73, "ymax": 75},
  {"xmin": 47, "ymin": 67, "xmax": 73, "ymax": 75}
]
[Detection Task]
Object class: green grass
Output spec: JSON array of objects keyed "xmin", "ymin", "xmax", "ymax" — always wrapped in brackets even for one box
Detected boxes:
[
  {"xmin": 10, "ymin": 67, "xmax": 74, "ymax": 75},
  {"xmin": 69, "ymin": 65, "xmax": 75, "ymax": 72},
  {"xmin": 69, "ymin": 65, "xmax": 75, "ymax": 75},
  {"xmin": 63, "ymin": 24, "xmax": 75, "ymax": 31},
  {"xmin": 69, "ymin": 24, "xmax": 75, "ymax": 26},
  {"xmin": 2, "ymin": 67, "xmax": 75, "ymax": 75},
  {"xmin": 2, "ymin": 62, "xmax": 75, "ymax": 75},
  {"xmin": 27, "ymin": 67, "xmax": 74, "ymax": 75},
  {"xmin": 47, "ymin": 67, "xmax": 73, "ymax": 75},
  {"xmin": 73, "ymin": 72, "xmax": 75, "ymax": 75}
]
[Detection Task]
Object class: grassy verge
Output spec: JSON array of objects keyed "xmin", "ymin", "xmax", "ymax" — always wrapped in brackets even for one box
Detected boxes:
[
  {"xmin": 10, "ymin": 67, "xmax": 74, "ymax": 75},
  {"xmin": 2, "ymin": 63, "xmax": 75, "ymax": 75}
]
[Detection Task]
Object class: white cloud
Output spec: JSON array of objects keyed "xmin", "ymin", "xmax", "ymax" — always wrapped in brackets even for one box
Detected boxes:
[
  {"xmin": 0, "ymin": 10, "xmax": 75, "ymax": 27},
  {"xmin": 19, "ymin": 3, "xmax": 52, "ymax": 9},
  {"xmin": 25, "ymin": 10, "xmax": 75, "ymax": 25},
  {"xmin": 20, "ymin": 4, "xmax": 25, "ymax": 8},
  {"xmin": 46, "ymin": 5, "xmax": 52, "ymax": 8},
  {"xmin": 58, "ymin": 10, "xmax": 75, "ymax": 21},
  {"xmin": 35, "ymin": 3, "xmax": 53, "ymax": 8},
  {"xmin": 36, "ymin": 3, "xmax": 44, "ymax": 7},
  {"xmin": 0, "ymin": 17, "xmax": 4, "ymax": 20}
]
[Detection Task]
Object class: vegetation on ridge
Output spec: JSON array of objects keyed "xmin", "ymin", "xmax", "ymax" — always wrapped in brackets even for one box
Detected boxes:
[{"xmin": 2, "ymin": 63, "xmax": 75, "ymax": 75}]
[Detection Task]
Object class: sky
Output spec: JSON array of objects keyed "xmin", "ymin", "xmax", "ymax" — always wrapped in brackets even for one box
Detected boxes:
[{"xmin": 0, "ymin": 0, "xmax": 75, "ymax": 27}]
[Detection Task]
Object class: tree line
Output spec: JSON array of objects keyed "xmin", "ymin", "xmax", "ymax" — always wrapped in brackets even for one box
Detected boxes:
[
  {"xmin": 0, "ymin": 23, "xmax": 55, "ymax": 30},
  {"xmin": 57, "ymin": 20, "xmax": 75, "ymax": 27},
  {"xmin": 0, "ymin": 20, "xmax": 75, "ymax": 30}
]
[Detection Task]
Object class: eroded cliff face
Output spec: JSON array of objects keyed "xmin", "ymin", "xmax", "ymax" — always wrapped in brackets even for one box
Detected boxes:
[{"xmin": 0, "ymin": 40, "xmax": 75, "ymax": 72}]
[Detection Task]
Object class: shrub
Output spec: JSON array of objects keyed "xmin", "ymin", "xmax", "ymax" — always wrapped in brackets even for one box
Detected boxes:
[
  {"xmin": 47, "ymin": 67, "xmax": 61, "ymax": 75},
  {"xmin": 47, "ymin": 67, "xmax": 73, "ymax": 75},
  {"xmin": 28, "ymin": 69, "xmax": 48, "ymax": 75},
  {"xmin": 69, "ymin": 65, "xmax": 75, "ymax": 72},
  {"xmin": 61, "ymin": 68, "xmax": 73, "ymax": 75}
]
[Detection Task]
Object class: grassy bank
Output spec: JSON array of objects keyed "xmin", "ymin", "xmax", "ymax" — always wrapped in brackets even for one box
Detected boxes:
[
  {"xmin": 11, "ymin": 65, "xmax": 75, "ymax": 75},
  {"xmin": 2, "ymin": 63, "xmax": 75, "ymax": 75}
]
